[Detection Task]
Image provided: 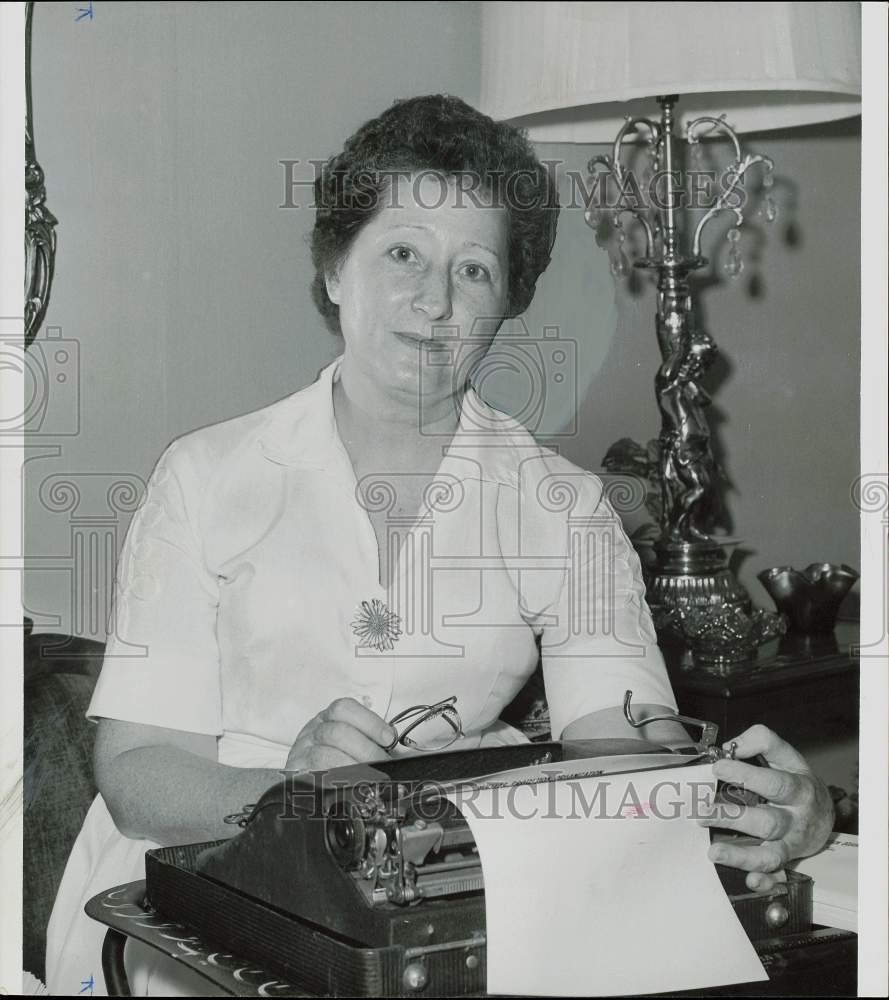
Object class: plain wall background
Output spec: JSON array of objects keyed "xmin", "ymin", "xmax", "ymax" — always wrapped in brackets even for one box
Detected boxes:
[{"xmin": 24, "ymin": 0, "xmax": 861, "ymax": 785}]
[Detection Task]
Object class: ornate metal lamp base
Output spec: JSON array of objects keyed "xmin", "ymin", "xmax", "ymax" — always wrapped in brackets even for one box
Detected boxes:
[{"xmin": 647, "ymin": 539, "xmax": 751, "ymax": 617}]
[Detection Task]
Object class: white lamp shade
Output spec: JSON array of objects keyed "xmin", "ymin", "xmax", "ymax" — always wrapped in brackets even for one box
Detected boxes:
[{"xmin": 481, "ymin": 1, "xmax": 862, "ymax": 141}]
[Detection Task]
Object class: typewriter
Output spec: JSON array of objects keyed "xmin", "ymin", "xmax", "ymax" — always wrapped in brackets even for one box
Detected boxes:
[{"xmin": 144, "ymin": 707, "xmax": 813, "ymax": 997}]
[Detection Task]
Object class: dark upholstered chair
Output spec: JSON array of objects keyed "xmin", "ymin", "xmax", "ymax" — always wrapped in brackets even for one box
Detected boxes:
[{"xmin": 23, "ymin": 625, "xmax": 105, "ymax": 983}]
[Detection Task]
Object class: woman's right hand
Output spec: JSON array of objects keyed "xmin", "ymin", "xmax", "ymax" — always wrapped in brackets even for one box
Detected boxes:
[{"xmin": 284, "ymin": 697, "xmax": 397, "ymax": 772}]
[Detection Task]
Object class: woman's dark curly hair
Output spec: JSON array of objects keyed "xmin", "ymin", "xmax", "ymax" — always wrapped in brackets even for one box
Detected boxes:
[{"xmin": 310, "ymin": 94, "xmax": 559, "ymax": 334}]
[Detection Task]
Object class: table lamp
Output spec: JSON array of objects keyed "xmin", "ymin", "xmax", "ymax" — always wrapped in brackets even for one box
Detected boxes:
[{"xmin": 480, "ymin": 1, "xmax": 861, "ymax": 622}]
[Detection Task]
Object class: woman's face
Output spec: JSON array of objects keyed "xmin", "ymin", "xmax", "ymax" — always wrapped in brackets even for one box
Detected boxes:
[{"xmin": 326, "ymin": 172, "xmax": 509, "ymax": 406}]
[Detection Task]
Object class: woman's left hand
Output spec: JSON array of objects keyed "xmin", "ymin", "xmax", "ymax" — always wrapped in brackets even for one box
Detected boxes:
[{"xmin": 699, "ymin": 724, "xmax": 835, "ymax": 893}]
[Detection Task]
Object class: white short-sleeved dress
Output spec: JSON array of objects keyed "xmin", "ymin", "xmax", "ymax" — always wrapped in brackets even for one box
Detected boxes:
[{"xmin": 46, "ymin": 355, "xmax": 676, "ymax": 996}]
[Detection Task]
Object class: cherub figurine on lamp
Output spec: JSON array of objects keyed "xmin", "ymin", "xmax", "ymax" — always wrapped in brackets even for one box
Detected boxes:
[{"xmin": 656, "ymin": 327, "xmax": 718, "ymax": 545}]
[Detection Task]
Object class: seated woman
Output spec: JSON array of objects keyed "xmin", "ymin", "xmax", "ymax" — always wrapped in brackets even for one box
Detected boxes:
[{"xmin": 46, "ymin": 94, "xmax": 833, "ymax": 996}]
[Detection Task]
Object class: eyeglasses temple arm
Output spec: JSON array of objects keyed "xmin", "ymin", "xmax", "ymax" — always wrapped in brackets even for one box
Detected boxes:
[{"xmin": 622, "ymin": 689, "xmax": 720, "ymax": 752}]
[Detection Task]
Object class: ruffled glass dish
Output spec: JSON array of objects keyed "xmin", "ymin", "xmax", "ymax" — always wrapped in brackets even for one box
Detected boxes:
[{"xmin": 757, "ymin": 563, "xmax": 859, "ymax": 633}]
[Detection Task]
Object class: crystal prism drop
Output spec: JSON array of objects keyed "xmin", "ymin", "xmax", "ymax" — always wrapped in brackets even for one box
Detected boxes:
[
  {"xmin": 723, "ymin": 248, "xmax": 744, "ymax": 278},
  {"xmin": 763, "ymin": 196, "xmax": 778, "ymax": 223},
  {"xmin": 641, "ymin": 166, "xmax": 654, "ymax": 195},
  {"xmin": 610, "ymin": 249, "xmax": 630, "ymax": 278},
  {"xmin": 620, "ymin": 248, "xmax": 630, "ymax": 274}
]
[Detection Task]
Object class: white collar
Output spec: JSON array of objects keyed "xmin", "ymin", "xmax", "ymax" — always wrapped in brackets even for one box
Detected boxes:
[{"xmin": 257, "ymin": 354, "xmax": 537, "ymax": 489}]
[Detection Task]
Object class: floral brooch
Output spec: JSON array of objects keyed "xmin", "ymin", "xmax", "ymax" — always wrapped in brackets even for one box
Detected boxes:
[{"xmin": 351, "ymin": 598, "xmax": 402, "ymax": 652}]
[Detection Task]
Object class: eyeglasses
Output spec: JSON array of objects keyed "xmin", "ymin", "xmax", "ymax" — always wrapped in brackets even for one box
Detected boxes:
[{"xmin": 384, "ymin": 695, "xmax": 463, "ymax": 753}]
